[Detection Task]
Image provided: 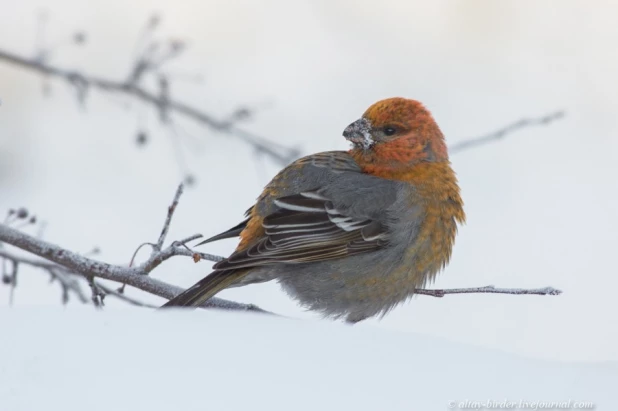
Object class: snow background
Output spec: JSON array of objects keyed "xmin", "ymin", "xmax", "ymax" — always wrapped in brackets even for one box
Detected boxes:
[
  {"xmin": 1, "ymin": 309, "xmax": 615, "ymax": 410},
  {"xmin": 0, "ymin": 1, "xmax": 617, "ymax": 408}
]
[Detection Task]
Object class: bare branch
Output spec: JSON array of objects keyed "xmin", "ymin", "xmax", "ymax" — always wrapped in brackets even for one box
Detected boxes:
[
  {"xmin": 0, "ymin": 248, "xmax": 88, "ymax": 304},
  {"xmin": 0, "ymin": 49, "xmax": 300, "ymax": 166},
  {"xmin": 128, "ymin": 242, "xmax": 156, "ymax": 268},
  {"xmin": 0, "ymin": 223, "xmax": 270, "ymax": 313},
  {"xmin": 449, "ymin": 111, "xmax": 565, "ymax": 154},
  {"xmin": 7, "ymin": 259, "xmax": 18, "ymax": 305},
  {"xmin": 87, "ymin": 275, "xmax": 105, "ymax": 307},
  {"xmin": 414, "ymin": 285, "xmax": 562, "ymax": 298},
  {"xmin": 0, "ymin": 184, "xmax": 561, "ymax": 313},
  {"xmin": 0, "ymin": 223, "xmax": 562, "ymax": 312},
  {"xmin": 48, "ymin": 268, "xmax": 89, "ymax": 304},
  {"xmin": 154, "ymin": 183, "xmax": 184, "ymax": 252},
  {"xmin": 0, "ymin": 246, "xmax": 155, "ymax": 307},
  {"xmin": 96, "ymin": 282, "xmax": 158, "ymax": 308},
  {"xmin": 0, "ymin": 47, "xmax": 566, "ymax": 165}
]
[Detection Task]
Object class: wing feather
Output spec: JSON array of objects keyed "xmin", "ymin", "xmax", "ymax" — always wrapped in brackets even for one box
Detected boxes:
[{"xmin": 213, "ymin": 190, "xmax": 388, "ymax": 270}]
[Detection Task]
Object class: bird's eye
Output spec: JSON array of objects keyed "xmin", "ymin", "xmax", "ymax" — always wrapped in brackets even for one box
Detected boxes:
[{"xmin": 383, "ymin": 126, "xmax": 397, "ymax": 136}]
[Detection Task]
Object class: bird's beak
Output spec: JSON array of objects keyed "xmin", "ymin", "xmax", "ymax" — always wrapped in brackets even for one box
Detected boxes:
[{"xmin": 343, "ymin": 118, "xmax": 373, "ymax": 149}]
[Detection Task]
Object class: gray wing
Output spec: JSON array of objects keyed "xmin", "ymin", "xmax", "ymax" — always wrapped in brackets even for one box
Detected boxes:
[
  {"xmin": 196, "ymin": 151, "xmax": 402, "ymax": 270},
  {"xmin": 214, "ymin": 189, "xmax": 391, "ymax": 270},
  {"xmin": 200, "ymin": 151, "xmax": 366, "ymax": 247}
]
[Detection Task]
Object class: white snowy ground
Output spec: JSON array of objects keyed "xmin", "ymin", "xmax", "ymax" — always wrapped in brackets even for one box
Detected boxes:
[{"xmin": 1, "ymin": 308, "xmax": 615, "ymax": 411}]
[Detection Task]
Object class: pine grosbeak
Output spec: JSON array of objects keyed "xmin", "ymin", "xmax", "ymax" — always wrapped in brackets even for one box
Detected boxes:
[{"xmin": 162, "ymin": 97, "xmax": 465, "ymax": 323}]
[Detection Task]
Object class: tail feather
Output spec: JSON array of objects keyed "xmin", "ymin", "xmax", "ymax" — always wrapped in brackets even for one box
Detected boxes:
[
  {"xmin": 195, "ymin": 218, "xmax": 249, "ymax": 247},
  {"xmin": 161, "ymin": 269, "xmax": 248, "ymax": 308}
]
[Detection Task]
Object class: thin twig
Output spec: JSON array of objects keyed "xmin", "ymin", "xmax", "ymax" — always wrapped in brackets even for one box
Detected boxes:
[
  {"xmin": 96, "ymin": 282, "xmax": 158, "ymax": 308},
  {"xmin": 48, "ymin": 268, "xmax": 89, "ymax": 304},
  {"xmin": 449, "ymin": 111, "xmax": 565, "ymax": 153},
  {"xmin": 8, "ymin": 259, "xmax": 18, "ymax": 306},
  {"xmin": 0, "ymin": 49, "xmax": 299, "ymax": 166},
  {"xmin": 154, "ymin": 183, "xmax": 184, "ymax": 252},
  {"xmin": 118, "ymin": 185, "xmax": 202, "ymax": 294},
  {"xmin": 128, "ymin": 242, "xmax": 156, "ymax": 267},
  {"xmin": 414, "ymin": 285, "xmax": 562, "ymax": 298},
  {"xmin": 87, "ymin": 275, "xmax": 105, "ymax": 307}
]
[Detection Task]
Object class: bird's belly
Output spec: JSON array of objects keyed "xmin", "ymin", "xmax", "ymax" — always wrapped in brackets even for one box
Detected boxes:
[{"xmin": 266, "ymin": 249, "xmax": 427, "ymax": 322}]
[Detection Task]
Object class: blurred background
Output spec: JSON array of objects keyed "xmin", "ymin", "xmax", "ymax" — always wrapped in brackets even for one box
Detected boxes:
[{"xmin": 1, "ymin": 0, "xmax": 617, "ymax": 362}]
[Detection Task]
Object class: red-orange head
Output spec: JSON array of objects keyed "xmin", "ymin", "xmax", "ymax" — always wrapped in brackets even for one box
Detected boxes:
[{"xmin": 343, "ymin": 98, "xmax": 448, "ymax": 165}]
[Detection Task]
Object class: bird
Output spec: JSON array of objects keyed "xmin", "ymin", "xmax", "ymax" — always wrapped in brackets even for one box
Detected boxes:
[{"xmin": 162, "ymin": 97, "xmax": 465, "ymax": 323}]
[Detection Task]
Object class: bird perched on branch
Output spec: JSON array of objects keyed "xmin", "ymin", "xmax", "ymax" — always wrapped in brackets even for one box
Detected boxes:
[{"xmin": 162, "ymin": 97, "xmax": 465, "ymax": 323}]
